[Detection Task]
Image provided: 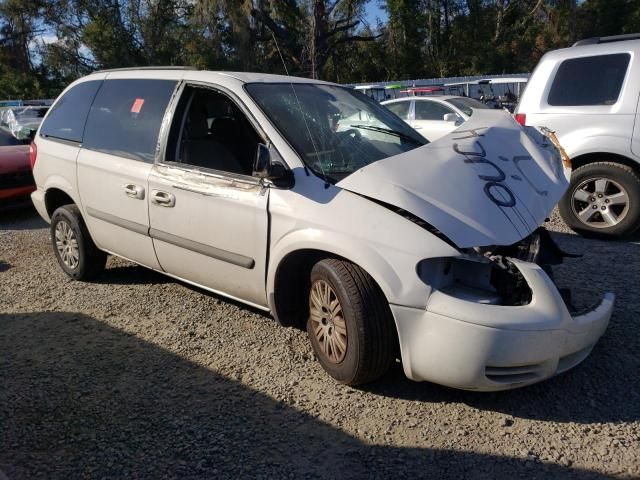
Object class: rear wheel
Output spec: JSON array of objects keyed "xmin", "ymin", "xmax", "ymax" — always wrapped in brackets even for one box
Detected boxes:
[
  {"xmin": 50, "ymin": 204, "xmax": 107, "ymax": 280},
  {"xmin": 306, "ymin": 258, "xmax": 395, "ymax": 386},
  {"xmin": 559, "ymin": 162, "xmax": 640, "ymax": 238}
]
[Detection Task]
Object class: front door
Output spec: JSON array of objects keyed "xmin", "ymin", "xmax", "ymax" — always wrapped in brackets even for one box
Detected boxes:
[
  {"xmin": 77, "ymin": 78, "xmax": 179, "ymax": 269},
  {"xmin": 148, "ymin": 84, "xmax": 270, "ymax": 307}
]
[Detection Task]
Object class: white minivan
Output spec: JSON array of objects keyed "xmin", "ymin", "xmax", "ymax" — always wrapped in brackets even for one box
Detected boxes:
[{"xmin": 31, "ymin": 68, "xmax": 614, "ymax": 391}]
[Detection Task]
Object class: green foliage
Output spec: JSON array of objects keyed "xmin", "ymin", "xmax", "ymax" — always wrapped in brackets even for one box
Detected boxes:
[{"xmin": 0, "ymin": 0, "xmax": 638, "ymax": 99}]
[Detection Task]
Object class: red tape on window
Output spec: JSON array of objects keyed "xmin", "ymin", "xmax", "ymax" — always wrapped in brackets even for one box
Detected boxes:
[{"xmin": 131, "ymin": 98, "xmax": 145, "ymax": 113}]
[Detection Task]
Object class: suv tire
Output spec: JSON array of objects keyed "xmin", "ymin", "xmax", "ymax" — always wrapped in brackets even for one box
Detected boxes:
[
  {"xmin": 559, "ymin": 162, "xmax": 640, "ymax": 238},
  {"xmin": 306, "ymin": 258, "xmax": 395, "ymax": 385},
  {"xmin": 50, "ymin": 204, "xmax": 107, "ymax": 280}
]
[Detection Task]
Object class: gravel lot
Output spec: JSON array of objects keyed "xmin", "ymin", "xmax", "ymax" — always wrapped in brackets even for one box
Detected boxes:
[{"xmin": 1, "ymin": 205, "xmax": 639, "ymax": 479}]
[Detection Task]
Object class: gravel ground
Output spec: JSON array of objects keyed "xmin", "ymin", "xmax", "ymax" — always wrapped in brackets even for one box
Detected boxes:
[{"xmin": 1, "ymin": 205, "xmax": 639, "ymax": 479}]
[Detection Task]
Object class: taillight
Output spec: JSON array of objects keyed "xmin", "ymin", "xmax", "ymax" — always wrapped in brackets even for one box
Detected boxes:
[
  {"xmin": 514, "ymin": 113, "xmax": 526, "ymax": 126},
  {"xmin": 29, "ymin": 142, "xmax": 37, "ymax": 169}
]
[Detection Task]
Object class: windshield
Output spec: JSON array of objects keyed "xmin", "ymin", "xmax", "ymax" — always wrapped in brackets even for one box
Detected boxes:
[
  {"xmin": 245, "ymin": 83, "xmax": 426, "ymax": 182},
  {"xmin": 444, "ymin": 97, "xmax": 489, "ymax": 116}
]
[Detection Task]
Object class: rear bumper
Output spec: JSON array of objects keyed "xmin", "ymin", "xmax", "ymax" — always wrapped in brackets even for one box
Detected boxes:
[
  {"xmin": 30, "ymin": 188, "xmax": 49, "ymax": 222},
  {"xmin": 392, "ymin": 260, "xmax": 614, "ymax": 391}
]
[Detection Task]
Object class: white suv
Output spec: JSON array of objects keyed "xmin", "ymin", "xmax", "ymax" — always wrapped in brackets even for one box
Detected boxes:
[
  {"xmin": 31, "ymin": 68, "xmax": 613, "ymax": 391},
  {"xmin": 516, "ymin": 34, "xmax": 640, "ymax": 238}
]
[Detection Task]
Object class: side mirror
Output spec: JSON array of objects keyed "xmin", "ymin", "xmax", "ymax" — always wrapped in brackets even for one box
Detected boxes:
[
  {"xmin": 443, "ymin": 113, "xmax": 458, "ymax": 123},
  {"xmin": 254, "ymin": 143, "xmax": 271, "ymax": 178},
  {"xmin": 253, "ymin": 143, "xmax": 294, "ymax": 188}
]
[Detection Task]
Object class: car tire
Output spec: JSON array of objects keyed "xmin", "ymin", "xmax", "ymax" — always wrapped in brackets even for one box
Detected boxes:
[
  {"xmin": 50, "ymin": 204, "xmax": 107, "ymax": 280},
  {"xmin": 306, "ymin": 258, "xmax": 396, "ymax": 386},
  {"xmin": 559, "ymin": 162, "xmax": 640, "ymax": 238}
]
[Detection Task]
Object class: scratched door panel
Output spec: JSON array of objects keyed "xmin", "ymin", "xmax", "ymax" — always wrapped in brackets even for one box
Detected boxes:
[{"xmin": 148, "ymin": 165, "xmax": 270, "ymax": 307}]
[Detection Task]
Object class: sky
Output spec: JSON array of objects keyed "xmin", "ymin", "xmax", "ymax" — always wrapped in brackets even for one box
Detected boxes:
[{"xmin": 363, "ymin": 1, "xmax": 388, "ymax": 27}]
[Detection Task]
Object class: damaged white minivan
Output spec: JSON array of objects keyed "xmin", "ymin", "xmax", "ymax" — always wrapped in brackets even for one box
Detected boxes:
[{"xmin": 31, "ymin": 68, "xmax": 614, "ymax": 391}]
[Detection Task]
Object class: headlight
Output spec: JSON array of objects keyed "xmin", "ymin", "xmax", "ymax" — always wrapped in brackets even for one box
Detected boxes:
[{"xmin": 417, "ymin": 254, "xmax": 532, "ymax": 306}]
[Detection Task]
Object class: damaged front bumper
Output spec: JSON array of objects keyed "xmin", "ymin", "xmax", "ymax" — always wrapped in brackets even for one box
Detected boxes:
[{"xmin": 392, "ymin": 258, "xmax": 614, "ymax": 391}]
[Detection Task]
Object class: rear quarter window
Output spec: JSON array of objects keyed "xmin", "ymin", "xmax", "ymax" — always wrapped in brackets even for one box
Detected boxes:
[
  {"xmin": 547, "ymin": 53, "xmax": 630, "ymax": 106},
  {"xmin": 40, "ymin": 80, "xmax": 103, "ymax": 143},
  {"xmin": 83, "ymin": 79, "xmax": 178, "ymax": 162}
]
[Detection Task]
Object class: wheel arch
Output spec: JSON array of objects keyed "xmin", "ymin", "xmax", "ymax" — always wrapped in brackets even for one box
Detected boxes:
[
  {"xmin": 571, "ymin": 152, "xmax": 640, "ymax": 174},
  {"xmin": 45, "ymin": 187, "xmax": 77, "ymax": 218},
  {"xmin": 268, "ymin": 245, "xmax": 401, "ymax": 329}
]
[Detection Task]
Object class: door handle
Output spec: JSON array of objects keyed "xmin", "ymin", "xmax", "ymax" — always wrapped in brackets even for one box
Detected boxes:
[
  {"xmin": 151, "ymin": 190, "xmax": 176, "ymax": 207},
  {"xmin": 413, "ymin": 126, "xmax": 422, "ymax": 130},
  {"xmin": 123, "ymin": 183, "xmax": 145, "ymax": 199}
]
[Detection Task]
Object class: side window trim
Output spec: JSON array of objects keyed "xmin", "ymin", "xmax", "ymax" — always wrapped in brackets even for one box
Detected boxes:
[{"xmin": 156, "ymin": 81, "xmax": 284, "ymax": 182}]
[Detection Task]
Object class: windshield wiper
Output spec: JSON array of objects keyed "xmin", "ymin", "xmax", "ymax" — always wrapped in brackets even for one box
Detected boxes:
[{"xmin": 349, "ymin": 124, "xmax": 426, "ymax": 145}]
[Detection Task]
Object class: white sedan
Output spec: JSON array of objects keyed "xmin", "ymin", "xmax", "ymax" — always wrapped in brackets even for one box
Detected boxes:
[{"xmin": 382, "ymin": 95, "xmax": 490, "ymax": 141}]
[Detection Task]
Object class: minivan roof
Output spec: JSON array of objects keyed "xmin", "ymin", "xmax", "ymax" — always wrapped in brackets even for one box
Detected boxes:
[{"xmin": 83, "ymin": 68, "xmax": 334, "ymax": 86}]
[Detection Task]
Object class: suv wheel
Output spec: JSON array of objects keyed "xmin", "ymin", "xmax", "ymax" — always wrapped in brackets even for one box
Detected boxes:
[
  {"xmin": 559, "ymin": 162, "xmax": 640, "ymax": 238},
  {"xmin": 50, "ymin": 204, "xmax": 107, "ymax": 280},
  {"xmin": 306, "ymin": 258, "xmax": 395, "ymax": 386}
]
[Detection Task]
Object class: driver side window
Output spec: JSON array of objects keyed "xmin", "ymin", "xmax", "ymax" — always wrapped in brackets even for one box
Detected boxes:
[{"xmin": 166, "ymin": 86, "xmax": 263, "ymax": 176}]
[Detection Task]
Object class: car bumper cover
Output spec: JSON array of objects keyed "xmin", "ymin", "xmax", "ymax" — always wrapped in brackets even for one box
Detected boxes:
[{"xmin": 391, "ymin": 260, "xmax": 614, "ymax": 391}]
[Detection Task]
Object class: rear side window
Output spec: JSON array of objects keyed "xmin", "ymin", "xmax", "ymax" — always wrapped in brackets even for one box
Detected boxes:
[
  {"xmin": 548, "ymin": 54, "xmax": 630, "ymax": 106},
  {"xmin": 83, "ymin": 79, "xmax": 177, "ymax": 162},
  {"xmin": 414, "ymin": 100, "xmax": 454, "ymax": 121},
  {"xmin": 385, "ymin": 101, "xmax": 411, "ymax": 120},
  {"xmin": 40, "ymin": 80, "xmax": 102, "ymax": 143}
]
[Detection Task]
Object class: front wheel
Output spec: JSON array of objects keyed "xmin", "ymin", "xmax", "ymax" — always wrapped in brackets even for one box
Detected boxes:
[
  {"xmin": 559, "ymin": 162, "xmax": 640, "ymax": 238},
  {"xmin": 306, "ymin": 258, "xmax": 396, "ymax": 386},
  {"xmin": 50, "ymin": 204, "xmax": 107, "ymax": 280}
]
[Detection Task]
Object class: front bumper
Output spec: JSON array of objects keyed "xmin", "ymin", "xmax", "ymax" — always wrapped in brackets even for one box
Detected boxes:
[{"xmin": 392, "ymin": 260, "xmax": 614, "ymax": 391}]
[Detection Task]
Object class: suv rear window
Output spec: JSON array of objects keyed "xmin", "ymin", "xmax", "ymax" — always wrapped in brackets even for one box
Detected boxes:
[
  {"xmin": 83, "ymin": 79, "xmax": 177, "ymax": 162},
  {"xmin": 40, "ymin": 80, "xmax": 102, "ymax": 143},
  {"xmin": 548, "ymin": 53, "xmax": 630, "ymax": 106}
]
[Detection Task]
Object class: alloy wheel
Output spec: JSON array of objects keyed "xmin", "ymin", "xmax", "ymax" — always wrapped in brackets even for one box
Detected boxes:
[
  {"xmin": 571, "ymin": 177, "xmax": 629, "ymax": 229},
  {"xmin": 55, "ymin": 220, "xmax": 80, "ymax": 269},
  {"xmin": 309, "ymin": 279, "xmax": 348, "ymax": 363}
]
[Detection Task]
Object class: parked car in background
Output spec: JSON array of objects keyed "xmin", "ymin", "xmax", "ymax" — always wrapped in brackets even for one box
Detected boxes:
[
  {"xmin": 381, "ymin": 96, "xmax": 489, "ymax": 141},
  {"xmin": 31, "ymin": 68, "xmax": 613, "ymax": 391},
  {"xmin": 0, "ymin": 106, "xmax": 49, "ymax": 141},
  {"xmin": 516, "ymin": 34, "xmax": 640, "ymax": 238},
  {"xmin": 0, "ymin": 129, "xmax": 34, "ymax": 203}
]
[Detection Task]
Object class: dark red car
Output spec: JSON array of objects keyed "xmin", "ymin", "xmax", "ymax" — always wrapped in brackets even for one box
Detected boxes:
[{"xmin": 0, "ymin": 129, "xmax": 34, "ymax": 204}]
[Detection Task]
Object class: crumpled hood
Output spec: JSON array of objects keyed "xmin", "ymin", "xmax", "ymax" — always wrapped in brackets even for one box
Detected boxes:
[{"xmin": 337, "ymin": 109, "xmax": 570, "ymax": 248}]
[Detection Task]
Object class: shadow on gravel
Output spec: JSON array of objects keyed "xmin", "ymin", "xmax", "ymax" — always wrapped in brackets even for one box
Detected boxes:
[
  {"xmin": 95, "ymin": 265, "xmax": 172, "ymax": 286},
  {"xmin": 0, "ymin": 312, "xmax": 612, "ymax": 479},
  {"xmin": 364, "ymin": 231, "xmax": 640, "ymax": 425},
  {"xmin": 0, "ymin": 204, "xmax": 46, "ymax": 231}
]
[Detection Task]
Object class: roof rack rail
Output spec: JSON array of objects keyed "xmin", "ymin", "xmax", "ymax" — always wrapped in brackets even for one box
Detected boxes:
[
  {"xmin": 573, "ymin": 33, "xmax": 640, "ymax": 47},
  {"xmin": 97, "ymin": 66, "xmax": 198, "ymax": 73}
]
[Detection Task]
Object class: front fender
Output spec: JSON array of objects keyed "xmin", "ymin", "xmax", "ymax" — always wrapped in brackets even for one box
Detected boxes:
[{"xmin": 266, "ymin": 187, "xmax": 460, "ymax": 310}]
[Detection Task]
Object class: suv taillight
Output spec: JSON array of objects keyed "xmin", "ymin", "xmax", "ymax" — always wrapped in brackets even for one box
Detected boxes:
[
  {"xmin": 29, "ymin": 142, "xmax": 37, "ymax": 169},
  {"xmin": 514, "ymin": 113, "xmax": 526, "ymax": 126}
]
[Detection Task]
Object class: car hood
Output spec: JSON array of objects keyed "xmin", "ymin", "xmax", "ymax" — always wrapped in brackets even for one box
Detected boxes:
[{"xmin": 337, "ymin": 109, "xmax": 570, "ymax": 248}]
